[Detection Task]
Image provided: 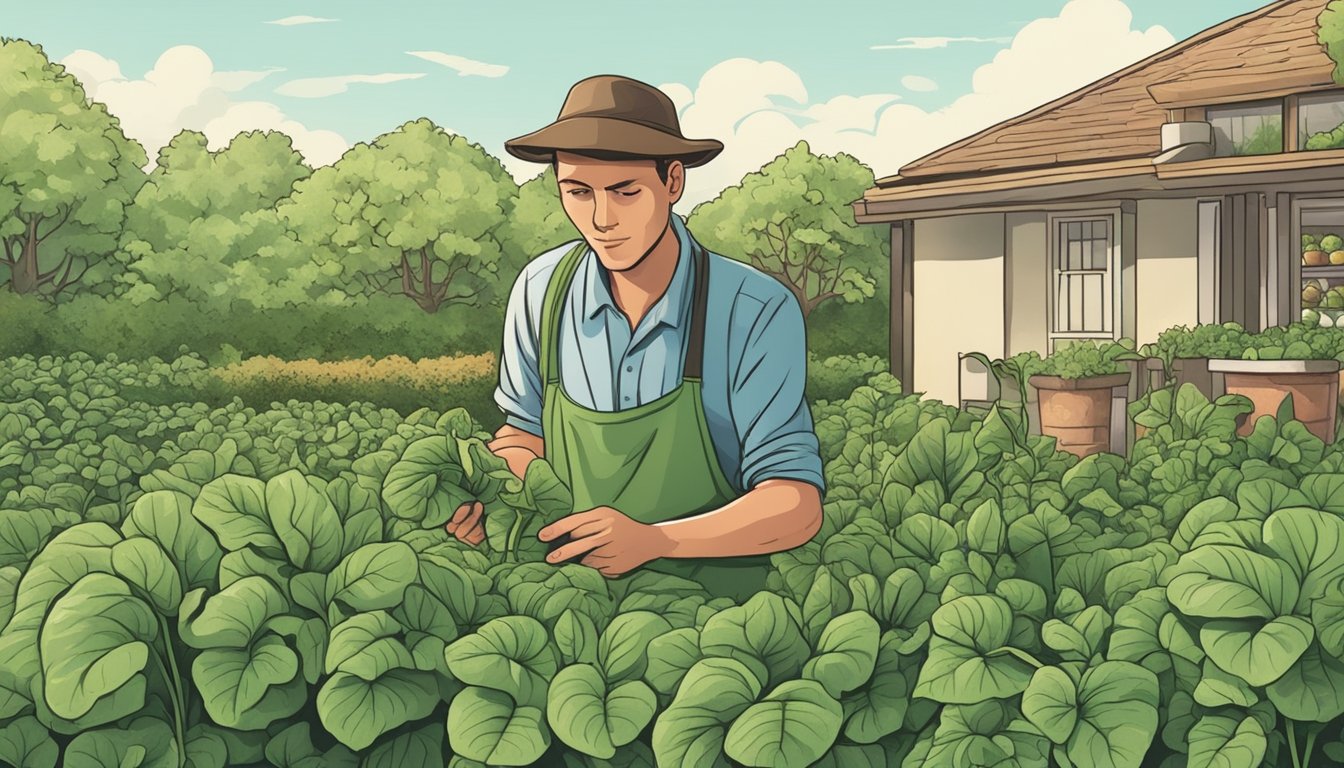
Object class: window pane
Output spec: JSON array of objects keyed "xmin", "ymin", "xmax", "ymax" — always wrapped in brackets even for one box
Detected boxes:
[
  {"xmin": 1299, "ymin": 92, "xmax": 1344, "ymax": 151},
  {"xmin": 1089, "ymin": 238, "xmax": 1105, "ymax": 270},
  {"xmin": 1069, "ymin": 275, "xmax": 1084, "ymax": 331},
  {"xmin": 1069, "ymin": 240, "xmax": 1081, "ymax": 271},
  {"xmin": 1056, "ymin": 274, "xmax": 1067, "ymax": 331},
  {"xmin": 1084, "ymin": 273, "xmax": 1104, "ymax": 331},
  {"xmin": 1208, "ymin": 101, "xmax": 1283, "ymax": 157}
]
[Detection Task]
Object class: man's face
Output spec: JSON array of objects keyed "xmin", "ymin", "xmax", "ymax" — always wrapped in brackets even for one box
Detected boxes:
[{"xmin": 554, "ymin": 151, "xmax": 684, "ymax": 272}]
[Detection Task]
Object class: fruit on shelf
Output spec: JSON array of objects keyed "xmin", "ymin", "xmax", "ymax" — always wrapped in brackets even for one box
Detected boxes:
[
  {"xmin": 1304, "ymin": 284, "xmax": 1324, "ymax": 306},
  {"xmin": 1304, "ymin": 308, "xmax": 1322, "ymax": 327},
  {"xmin": 1323, "ymin": 234, "xmax": 1344, "ymax": 252},
  {"xmin": 1325, "ymin": 291, "xmax": 1344, "ymax": 309},
  {"xmin": 1305, "ymin": 250, "xmax": 1330, "ymax": 266},
  {"xmin": 1331, "ymin": 250, "xmax": 1344, "ymax": 265},
  {"xmin": 1305, "ymin": 233, "xmax": 1320, "ymax": 251}
]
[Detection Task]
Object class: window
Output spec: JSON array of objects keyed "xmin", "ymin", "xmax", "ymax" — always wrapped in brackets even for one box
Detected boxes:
[
  {"xmin": 1299, "ymin": 92, "xmax": 1344, "ymax": 151},
  {"xmin": 1207, "ymin": 101, "xmax": 1283, "ymax": 156},
  {"xmin": 1050, "ymin": 215, "xmax": 1115, "ymax": 338}
]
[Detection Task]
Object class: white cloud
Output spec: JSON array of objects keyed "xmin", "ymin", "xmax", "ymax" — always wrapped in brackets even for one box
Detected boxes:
[
  {"xmin": 871, "ymin": 36, "xmax": 1012, "ymax": 50},
  {"xmin": 59, "ymin": 45, "xmax": 349, "ymax": 168},
  {"xmin": 901, "ymin": 75, "xmax": 939, "ymax": 92},
  {"xmin": 265, "ymin": 15, "xmax": 337, "ymax": 26},
  {"xmin": 656, "ymin": 0, "xmax": 1174, "ymax": 211},
  {"xmin": 275, "ymin": 73, "xmax": 426, "ymax": 98},
  {"xmin": 406, "ymin": 51, "xmax": 509, "ymax": 78}
]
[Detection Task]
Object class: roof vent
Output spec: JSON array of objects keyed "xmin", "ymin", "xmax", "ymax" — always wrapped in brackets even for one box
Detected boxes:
[{"xmin": 1155, "ymin": 121, "xmax": 1214, "ymax": 164}]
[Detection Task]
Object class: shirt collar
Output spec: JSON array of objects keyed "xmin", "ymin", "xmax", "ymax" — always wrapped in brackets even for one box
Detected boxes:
[{"xmin": 582, "ymin": 213, "xmax": 696, "ymax": 331}]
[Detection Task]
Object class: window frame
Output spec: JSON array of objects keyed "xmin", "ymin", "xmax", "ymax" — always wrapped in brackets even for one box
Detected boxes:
[
  {"xmin": 1205, "ymin": 99, "xmax": 1285, "ymax": 157},
  {"xmin": 1296, "ymin": 89, "xmax": 1344, "ymax": 152},
  {"xmin": 1046, "ymin": 210, "xmax": 1122, "ymax": 349}
]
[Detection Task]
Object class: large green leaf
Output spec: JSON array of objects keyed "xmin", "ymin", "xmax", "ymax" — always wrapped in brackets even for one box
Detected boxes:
[
  {"xmin": 547, "ymin": 663, "xmax": 656, "ymax": 758},
  {"xmin": 360, "ymin": 721, "xmax": 445, "ymax": 768},
  {"xmin": 699, "ymin": 591, "xmax": 809, "ymax": 688},
  {"xmin": 723, "ymin": 679, "xmax": 842, "ymax": 768},
  {"xmin": 63, "ymin": 716, "xmax": 178, "ymax": 768},
  {"xmin": 1193, "ymin": 659, "xmax": 1258, "ymax": 708},
  {"xmin": 179, "ymin": 575, "xmax": 289, "ymax": 649},
  {"xmin": 802, "ymin": 611, "xmax": 879, "ymax": 698},
  {"xmin": 111, "ymin": 537, "xmax": 183, "ymax": 614},
  {"xmin": 447, "ymin": 685, "xmax": 550, "ymax": 766},
  {"xmin": 598, "ymin": 611, "xmax": 672, "ymax": 683},
  {"xmin": 1166, "ymin": 545, "xmax": 1299, "ymax": 620},
  {"xmin": 1200, "ymin": 615, "xmax": 1314, "ymax": 687},
  {"xmin": 1265, "ymin": 642, "xmax": 1344, "ymax": 722},
  {"xmin": 318, "ymin": 668, "xmax": 440, "ymax": 751},
  {"xmin": 325, "ymin": 542, "xmax": 417, "ymax": 612},
  {"xmin": 1186, "ymin": 714, "xmax": 1267, "ymax": 768},
  {"xmin": 444, "ymin": 615, "xmax": 557, "ymax": 707},
  {"xmin": 325, "ymin": 610, "xmax": 415, "ymax": 679},
  {"xmin": 913, "ymin": 595, "xmax": 1034, "ymax": 704},
  {"xmin": 122, "ymin": 490, "xmax": 222, "ymax": 590},
  {"xmin": 644, "ymin": 627, "xmax": 701, "ymax": 696},
  {"xmin": 1262, "ymin": 507, "xmax": 1344, "ymax": 607},
  {"xmin": 554, "ymin": 608, "xmax": 599, "ymax": 666},
  {"xmin": 193, "ymin": 474, "xmax": 281, "ymax": 554},
  {"xmin": 1066, "ymin": 661, "xmax": 1160, "ymax": 768},
  {"xmin": 1021, "ymin": 666, "xmax": 1078, "ymax": 745},
  {"xmin": 841, "ymin": 630, "xmax": 909, "ymax": 744},
  {"xmin": 652, "ymin": 658, "xmax": 762, "ymax": 768},
  {"xmin": 193, "ymin": 636, "xmax": 303, "ymax": 730},
  {"xmin": 40, "ymin": 573, "xmax": 155, "ymax": 721},
  {"xmin": 266, "ymin": 470, "xmax": 345, "ymax": 571},
  {"xmin": 0, "ymin": 716, "xmax": 58, "ymax": 768}
]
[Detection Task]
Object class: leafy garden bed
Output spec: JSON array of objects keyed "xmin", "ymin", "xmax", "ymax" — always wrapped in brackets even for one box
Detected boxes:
[{"xmin": 2, "ymin": 356, "xmax": 1344, "ymax": 766}]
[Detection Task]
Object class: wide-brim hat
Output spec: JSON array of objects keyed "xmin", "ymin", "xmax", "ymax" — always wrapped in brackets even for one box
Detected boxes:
[{"xmin": 505, "ymin": 75, "xmax": 723, "ymax": 167}]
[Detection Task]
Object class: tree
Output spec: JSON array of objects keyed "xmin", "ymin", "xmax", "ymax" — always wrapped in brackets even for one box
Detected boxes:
[
  {"xmin": 112, "ymin": 129, "xmax": 316, "ymax": 308},
  {"xmin": 0, "ymin": 39, "xmax": 147, "ymax": 297},
  {"xmin": 498, "ymin": 166, "xmax": 580, "ymax": 289},
  {"xmin": 686, "ymin": 141, "xmax": 887, "ymax": 320},
  {"xmin": 1320, "ymin": 1, "xmax": 1344, "ymax": 84},
  {"xmin": 280, "ymin": 119, "xmax": 518, "ymax": 314}
]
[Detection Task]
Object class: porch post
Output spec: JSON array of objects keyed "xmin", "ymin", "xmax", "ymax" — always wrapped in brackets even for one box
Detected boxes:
[{"xmin": 891, "ymin": 221, "xmax": 914, "ymax": 394}]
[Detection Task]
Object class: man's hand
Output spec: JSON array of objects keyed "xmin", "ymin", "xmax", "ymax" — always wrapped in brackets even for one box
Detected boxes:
[
  {"xmin": 538, "ymin": 507, "xmax": 673, "ymax": 577},
  {"xmin": 444, "ymin": 439, "xmax": 540, "ymax": 547}
]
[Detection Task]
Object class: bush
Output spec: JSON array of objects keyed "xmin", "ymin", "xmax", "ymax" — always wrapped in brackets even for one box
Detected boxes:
[{"xmin": 806, "ymin": 353, "xmax": 887, "ymax": 402}]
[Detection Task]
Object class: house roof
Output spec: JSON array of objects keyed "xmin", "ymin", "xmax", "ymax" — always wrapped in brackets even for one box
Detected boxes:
[{"xmin": 879, "ymin": 0, "xmax": 1339, "ymax": 187}]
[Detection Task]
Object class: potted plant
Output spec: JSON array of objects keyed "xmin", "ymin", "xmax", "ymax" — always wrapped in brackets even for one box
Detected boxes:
[
  {"xmin": 1025, "ymin": 339, "xmax": 1139, "ymax": 458},
  {"xmin": 1138, "ymin": 322, "xmax": 1252, "ymax": 403},
  {"xmin": 968, "ymin": 340, "xmax": 1139, "ymax": 458},
  {"xmin": 1203, "ymin": 322, "xmax": 1344, "ymax": 443}
]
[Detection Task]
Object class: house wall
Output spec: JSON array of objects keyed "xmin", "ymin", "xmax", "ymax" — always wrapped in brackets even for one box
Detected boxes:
[
  {"xmin": 1136, "ymin": 199, "xmax": 1200, "ymax": 344},
  {"xmin": 912, "ymin": 213, "xmax": 1006, "ymax": 405},
  {"xmin": 1005, "ymin": 213, "xmax": 1049, "ymax": 357}
]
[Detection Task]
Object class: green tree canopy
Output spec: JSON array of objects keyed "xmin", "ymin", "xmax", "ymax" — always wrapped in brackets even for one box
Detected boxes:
[
  {"xmin": 112, "ymin": 129, "xmax": 316, "ymax": 308},
  {"xmin": 0, "ymin": 38, "xmax": 147, "ymax": 297},
  {"xmin": 500, "ymin": 166, "xmax": 580, "ymax": 285},
  {"xmin": 280, "ymin": 119, "xmax": 518, "ymax": 314},
  {"xmin": 687, "ymin": 141, "xmax": 887, "ymax": 320},
  {"xmin": 1320, "ymin": 1, "xmax": 1344, "ymax": 84}
]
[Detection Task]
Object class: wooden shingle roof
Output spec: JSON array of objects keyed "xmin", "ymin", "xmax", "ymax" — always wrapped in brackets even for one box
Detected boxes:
[{"xmin": 887, "ymin": 0, "xmax": 1339, "ymax": 185}]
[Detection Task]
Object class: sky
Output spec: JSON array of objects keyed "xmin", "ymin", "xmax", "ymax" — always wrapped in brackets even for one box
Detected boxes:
[{"xmin": 3, "ymin": 0, "xmax": 1271, "ymax": 213}]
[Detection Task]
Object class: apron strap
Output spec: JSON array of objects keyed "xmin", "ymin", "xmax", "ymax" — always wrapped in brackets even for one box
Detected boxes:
[
  {"xmin": 682, "ymin": 242, "xmax": 711, "ymax": 381},
  {"xmin": 539, "ymin": 241, "xmax": 589, "ymax": 387}
]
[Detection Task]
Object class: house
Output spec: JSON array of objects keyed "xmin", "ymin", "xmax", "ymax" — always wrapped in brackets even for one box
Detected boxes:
[{"xmin": 854, "ymin": 0, "xmax": 1344, "ymax": 405}]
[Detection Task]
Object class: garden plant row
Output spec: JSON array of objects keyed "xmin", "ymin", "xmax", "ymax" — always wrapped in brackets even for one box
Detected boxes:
[{"xmin": 2, "ymin": 354, "xmax": 1344, "ymax": 766}]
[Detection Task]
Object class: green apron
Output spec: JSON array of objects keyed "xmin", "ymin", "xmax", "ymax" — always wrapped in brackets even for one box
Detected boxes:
[{"xmin": 538, "ymin": 239, "xmax": 773, "ymax": 603}]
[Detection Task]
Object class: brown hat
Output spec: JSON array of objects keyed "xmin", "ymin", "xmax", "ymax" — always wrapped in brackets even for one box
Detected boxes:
[{"xmin": 504, "ymin": 75, "xmax": 723, "ymax": 167}]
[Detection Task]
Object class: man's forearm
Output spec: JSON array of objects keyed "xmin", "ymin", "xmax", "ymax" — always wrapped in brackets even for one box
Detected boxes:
[
  {"xmin": 654, "ymin": 479, "xmax": 822, "ymax": 559},
  {"xmin": 488, "ymin": 424, "xmax": 545, "ymax": 479}
]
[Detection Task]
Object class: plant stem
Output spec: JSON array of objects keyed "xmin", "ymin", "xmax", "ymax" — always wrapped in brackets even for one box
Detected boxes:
[
  {"xmin": 154, "ymin": 614, "xmax": 188, "ymax": 768},
  {"xmin": 1289, "ymin": 720, "xmax": 1302, "ymax": 768},
  {"xmin": 505, "ymin": 513, "xmax": 525, "ymax": 562},
  {"xmin": 1304, "ymin": 725, "xmax": 1319, "ymax": 768}
]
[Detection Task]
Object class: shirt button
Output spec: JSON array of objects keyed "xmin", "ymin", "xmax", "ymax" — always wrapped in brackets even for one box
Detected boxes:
[
  {"xmin": 623, "ymin": 396, "xmax": 631, "ymax": 403},
  {"xmin": 626, "ymin": 365, "xmax": 633, "ymax": 372}
]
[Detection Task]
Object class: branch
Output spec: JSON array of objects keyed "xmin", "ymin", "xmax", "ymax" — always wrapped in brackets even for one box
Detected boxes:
[
  {"xmin": 49, "ymin": 254, "xmax": 91, "ymax": 295},
  {"xmin": 399, "ymin": 251, "xmax": 419, "ymax": 300},
  {"xmin": 1, "ymin": 237, "xmax": 17, "ymax": 265},
  {"xmin": 36, "ymin": 206, "xmax": 71, "ymax": 244}
]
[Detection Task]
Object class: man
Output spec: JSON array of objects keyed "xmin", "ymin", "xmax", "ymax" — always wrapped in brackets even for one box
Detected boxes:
[{"xmin": 445, "ymin": 74, "xmax": 824, "ymax": 601}]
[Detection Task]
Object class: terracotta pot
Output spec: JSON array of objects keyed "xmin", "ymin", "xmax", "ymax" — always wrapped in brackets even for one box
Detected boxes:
[
  {"xmin": 1208, "ymin": 359, "xmax": 1341, "ymax": 443},
  {"xmin": 1029, "ymin": 373, "xmax": 1131, "ymax": 458}
]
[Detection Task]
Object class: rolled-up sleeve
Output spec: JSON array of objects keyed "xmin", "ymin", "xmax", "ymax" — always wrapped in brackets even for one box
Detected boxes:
[
  {"xmin": 494, "ymin": 266, "xmax": 544, "ymax": 436},
  {"xmin": 728, "ymin": 288, "xmax": 826, "ymax": 495}
]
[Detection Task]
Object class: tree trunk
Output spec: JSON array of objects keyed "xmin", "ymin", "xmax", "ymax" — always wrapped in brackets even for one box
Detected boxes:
[
  {"xmin": 398, "ymin": 249, "xmax": 442, "ymax": 314},
  {"xmin": 10, "ymin": 219, "xmax": 39, "ymax": 294}
]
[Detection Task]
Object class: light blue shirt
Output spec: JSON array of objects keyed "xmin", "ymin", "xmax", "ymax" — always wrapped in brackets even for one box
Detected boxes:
[{"xmin": 494, "ymin": 213, "xmax": 825, "ymax": 495}]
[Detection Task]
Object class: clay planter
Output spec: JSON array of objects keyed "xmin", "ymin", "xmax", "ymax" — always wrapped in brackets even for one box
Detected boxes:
[
  {"xmin": 1207, "ymin": 359, "xmax": 1341, "ymax": 443},
  {"xmin": 1030, "ymin": 373, "xmax": 1132, "ymax": 458}
]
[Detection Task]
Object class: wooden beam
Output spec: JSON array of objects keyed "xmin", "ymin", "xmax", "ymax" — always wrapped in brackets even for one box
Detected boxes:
[
  {"xmin": 1276, "ymin": 192, "xmax": 1293, "ymax": 326},
  {"xmin": 1285, "ymin": 95, "xmax": 1301, "ymax": 153},
  {"xmin": 890, "ymin": 222, "xmax": 915, "ymax": 395}
]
